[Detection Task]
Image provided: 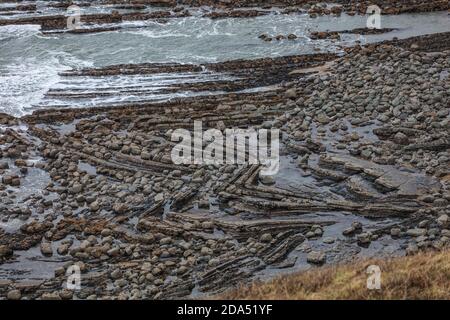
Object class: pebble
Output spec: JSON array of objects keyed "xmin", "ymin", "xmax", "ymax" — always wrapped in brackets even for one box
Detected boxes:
[
  {"xmin": 437, "ymin": 214, "xmax": 449, "ymax": 227},
  {"xmin": 322, "ymin": 237, "xmax": 335, "ymax": 244},
  {"xmin": 406, "ymin": 243, "xmax": 419, "ymax": 255},
  {"xmin": 7, "ymin": 289, "xmax": 21, "ymax": 300},
  {"xmin": 0, "ymin": 245, "xmax": 13, "ymax": 258},
  {"xmin": 357, "ymin": 232, "xmax": 372, "ymax": 245},
  {"xmin": 260, "ymin": 233, "xmax": 273, "ymax": 243},
  {"xmin": 110, "ymin": 269, "xmax": 122, "ymax": 280},
  {"xmin": 307, "ymin": 251, "xmax": 326, "ymax": 264},
  {"xmin": 40, "ymin": 241, "xmax": 53, "ymax": 257},
  {"xmin": 259, "ymin": 173, "xmax": 275, "ymax": 185},
  {"xmin": 390, "ymin": 228, "xmax": 401, "ymax": 237},
  {"xmin": 41, "ymin": 292, "xmax": 62, "ymax": 300},
  {"xmin": 89, "ymin": 201, "xmax": 100, "ymax": 211},
  {"xmin": 406, "ymin": 228, "xmax": 427, "ymax": 237}
]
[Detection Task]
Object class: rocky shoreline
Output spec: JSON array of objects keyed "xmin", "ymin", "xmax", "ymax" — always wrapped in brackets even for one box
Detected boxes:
[{"xmin": 0, "ymin": 28, "xmax": 449, "ymax": 299}]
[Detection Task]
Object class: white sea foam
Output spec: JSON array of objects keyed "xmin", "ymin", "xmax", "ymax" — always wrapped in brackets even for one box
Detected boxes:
[
  {"xmin": 0, "ymin": 24, "xmax": 40, "ymax": 42},
  {"xmin": 0, "ymin": 56, "xmax": 62, "ymax": 116},
  {"xmin": 0, "ymin": 51, "xmax": 92, "ymax": 116}
]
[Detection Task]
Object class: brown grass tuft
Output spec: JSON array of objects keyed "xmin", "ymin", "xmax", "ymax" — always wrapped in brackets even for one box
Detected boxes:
[{"xmin": 218, "ymin": 250, "xmax": 450, "ymax": 300}]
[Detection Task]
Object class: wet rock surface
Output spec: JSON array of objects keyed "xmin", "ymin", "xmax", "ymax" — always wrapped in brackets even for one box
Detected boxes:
[
  {"xmin": 308, "ymin": 28, "xmax": 397, "ymax": 41},
  {"xmin": 0, "ymin": 2, "xmax": 449, "ymax": 300}
]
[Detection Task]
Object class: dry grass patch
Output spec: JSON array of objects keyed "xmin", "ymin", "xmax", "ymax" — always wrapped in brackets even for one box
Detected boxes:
[{"xmin": 219, "ymin": 250, "xmax": 450, "ymax": 300}]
